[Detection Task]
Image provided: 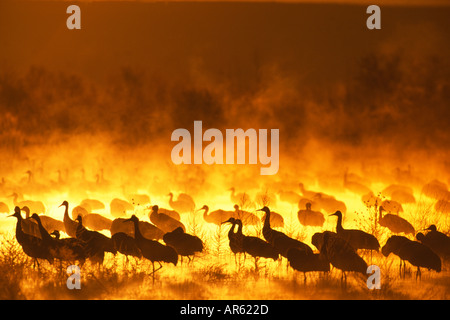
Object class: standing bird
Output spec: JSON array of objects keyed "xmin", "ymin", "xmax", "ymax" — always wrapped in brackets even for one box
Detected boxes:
[
  {"xmin": 9, "ymin": 207, "xmax": 53, "ymax": 266},
  {"xmin": 21, "ymin": 206, "xmax": 65, "ymax": 234},
  {"xmin": 80, "ymin": 199, "xmax": 105, "ymax": 211},
  {"xmin": 198, "ymin": 205, "xmax": 235, "ymax": 225},
  {"xmin": 150, "ymin": 205, "xmax": 186, "ymax": 233},
  {"xmin": 330, "ymin": 211, "xmax": 380, "ymax": 251},
  {"xmin": 287, "ymin": 247, "xmax": 330, "ymax": 283},
  {"xmin": 297, "ymin": 203, "xmax": 325, "ymax": 227},
  {"xmin": 60, "ymin": 200, "xmax": 78, "ymax": 238},
  {"xmin": 378, "ymin": 206, "xmax": 415, "ymax": 235},
  {"xmin": 125, "ymin": 215, "xmax": 177, "ymax": 280},
  {"xmin": 312, "ymin": 231, "xmax": 367, "ymax": 284},
  {"xmin": 75, "ymin": 215, "xmax": 116, "ymax": 264},
  {"xmin": 110, "ymin": 217, "xmax": 165, "ymax": 240},
  {"xmin": 110, "ymin": 198, "xmax": 134, "ymax": 218},
  {"xmin": 222, "ymin": 218, "xmax": 245, "ymax": 263},
  {"xmin": 111, "ymin": 232, "xmax": 142, "ymax": 259},
  {"xmin": 258, "ymin": 206, "xmax": 313, "ymax": 257},
  {"xmin": 382, "ymin": 235, "xmax": 441, "ymax": 279},
  {"xmin": 416, "ymin": 225, "xmax": 450, "ymax": 261},
  {"xmin": 235, "ymin": 218, "xmax": 279, "ymax": 268},
  {"xmin": 10, "ymin": 192, "xmax": 46, "ymax": 214},
  {"xmin": 31, "ymin": 214, "xmax": 87, "ymax": 265},
  {"xmin": 82, "ymin": 213, "xmax": 113, "ymax": 231},
  {"xmin": 163, "ymin": 227, "xmax": 203, "ymax": 263},
  {"xmin": 0, "ymin": 202, "xmax": 9, "ymax": 214},
  {"xmin": 168, "ymin": 192, "xmax": 195, "ymax": 213}
]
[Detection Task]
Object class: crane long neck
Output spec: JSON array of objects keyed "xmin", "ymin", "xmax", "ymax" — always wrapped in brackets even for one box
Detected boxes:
[
  {"xmin": 34, "ymin": 217, "xmax": 53, "ymax": 243},
  {"xmin": 335, "ymin": 214, "xmax": 343, "ymax": 232},
  {"xmin": 227, "ymin": 221, "xmax": 236, "ymax": 239},
  {"xmin": 263, "ymin": 210, "xmax": 271, "ymax": 230},
  {"xmin": 132, "ymin": 219, "xmax": 143, "ymax": 241},
  {"xmin": 378, "ymin": 207, "xmax": 384, "ymax": 221},
  {"xmin": 236, "ymin": 220, "xmax": 243, "ymax": 236},
  {"xmin": 14, "ymin": 212, "xmax": 24, "ymax": 238},
  {"xmin": 202, "ymin": 207, "xmax": 209, "ymax": 220}
]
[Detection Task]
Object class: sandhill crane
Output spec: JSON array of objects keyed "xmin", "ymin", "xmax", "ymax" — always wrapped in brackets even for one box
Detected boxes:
[
  {"xmin": 9, "ymin": 207, "xmax": 53, "ymax": 267},
  {"xmin": 80, "ymin": 199, "xmax": 105, "ymax": 212},
  {"xmin": 163, "ymin": 227, "xmax": 203, "ymax": 263},
  {"xmin": 258, "ymin": 206, "xmax": 313, "ymax": 257},
  {"xmin": 298, "ymin": 183, "xmax": 320, "ymax": 199},
  {"xmin": 223, "ymin": 218, "xmax": 278, "ymax": 269},
  {"xmin": 313, "ymin": 193, "xmax": 347, "ymax": 214},
  {"xmin": 297, "ymin": 203, "xmax": 325, "ymax": 227},
  {"xmin": 71, "ymin": 205, "xmax": 89, "ymax": 220},
  {"xmin": 380, "ymin": 200, "xmax": 403, "ymax": 214},
  {"xmin": 83, "ymin": 213, "xmax": 113, "ymax": 231},
  {"xmin": 110, "ymin": 218, "xmax": 165, "ymax": 240},
  {"xmin": 155, "ymin": 207, "xmax": 181, "ymax": 221},
  {"xmin": 278, "ymin": 190, "xmax": 301, "ymax": 205},
  {"xmin": 10, "ymin": 192, "xmax": 46, "ymax": 214},
  {"xmin": 222, "ymin": 217, "xmax": 245, "ymax": 264},
  {"xmin": 168, "ymin": 192, "xmax": 195, "ymax": 213},
  {"xmin": 21, "ymin": 206, "xmax": 65, "ymax": 234},
  {"xmin": 125, "ymin": 193, "xmax": 151, "ymax": 206},
  {"xmin": 391, "ymin": 190, "xmax": 416, "ymax": 204},
  {"xmin": 150, "ymin": 205, "xmax": 186, "ymax": 233},
  {"xmin": 382, "ymin": 235, "xmax": 441, "ymax": 279},
  {"xmin": 31, "ymin": 214, "xmax": 87, "ymax": 265},
  {"xmin": 110, "ymin": 198, "xmax": 134, "ymax": 218},
  {"xmin": 229, "ymin": 188, "xmax": 253, "ymax": 208},
  {"xmin": 111, "ymin": 232, "xmax": 142, "ymax": 260},
  {"xmin": 343, "ymin": 170, "xmax": 372, "ymax": 196},
  {"xmin": 416, "ymin": 225, "xmax": 450, "ymax": 261},
  {"xmin": 234, "ymin": 204, "xmax": 259, "ymax": 226},
  {"xmin": 235, "ymin": 218, "xmax": 279, "ymax": 266},
  {"xmin": 382, "ymin": 184, "xmax": 414, "ymax": 198},
  {"xmin": 18, "ymin": 207, "xmax": 42, "ymax": 238},
  {"xmin": 421, "ymin": 180, "xmax": 450, "ymax": 200},
  {"xmin": 287, "ymin": 247, "xmax": 330, "ymax": 283},
  {"xmin": 75, "ymin": 215, "xmax": 116, "ymax": 264},
  {"xmin": 198, "ymin": 205, "xmax": 235, "ymax": 225},
  {"xmin": 330, "ymin": 211, "xmax": 380, "ymax": 251},
  {"xmin": 312, "ymin": 231, "xmax": 368, "ymax": 284},
  {"xmin": 434, "ymin": 199, "xmax": 450, "ymax": 214},
  {"xmin": 0, "ymin": 202, "xmax": 9, "ymax": 214},
  {"xmin": 125, "ymin": 215, "xmax": 178, "ymax": 281},
  {"xmin": 361, "ymin": 192, "xmax": 381, "ymax": 207},
  {"xmin": 60, "ymin": 201, "xmax": 78, "ymax": 238},
  {"xmin": 378, "ymin": 206, "xmax": 415, "ymax": 235}
]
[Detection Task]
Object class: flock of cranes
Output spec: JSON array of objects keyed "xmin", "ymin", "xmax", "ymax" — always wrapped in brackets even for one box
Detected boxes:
[{"xmin": 2, "ymin": 177, "xmax": 450, "ymax": 287}]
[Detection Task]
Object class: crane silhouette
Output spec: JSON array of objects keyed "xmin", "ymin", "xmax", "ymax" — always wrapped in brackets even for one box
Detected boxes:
[
  {"xmin": 223, "ymin": 217, "xmax": 278, "ymax": 270},
  {"xmin": 125, "ymin": 215, "xmax": 177, "ymax": 282},
  {"xmin": 382, "ymin": 235, "xmax": 441, "ymax": 280},
  {"xmin": 168, "ymin": 192, "xmax": 195, "ymax": 213},
  {"xmin": 110, "ymin": 198, "xmax": 134, "ymax": 218},
  {"xmin": 150, "ymin": 205, "xmax": 186, "ymax": 233},
  {"xmin": 258, "ymin": 206, "xmax": 313, "ymax": 257},
  {"xmin": 198, "ymin": 205, "xmax": 235, "ymax": 225},
  {"xmin": 75, "ymin": 215, "xmax": 116, "ymax": 265},
  {"xmin": 111, "ymin": 232, "xmax": 142, "ymax": 261},
  {"xmin": 312, "ymin": 231, "xmax": 368, "ymax": 285},
  {"xmin": 163, "ymin": 227, "xmax": 203, "ymax": 263},
  {"xmin": 416, "ymin": 225, "xmax": 450, "ymax": 262},
  {"xmin": 31, "ymin": 213, "xmax": 87, "ymax": 265},
  {"xmin": 60, "ymin": 201, "xmax": 78, "ymax": 238},
  {"xmin": 378, "ymin": 206, "xmax": 415, "ymax": 235},
  {"xmin": 330, "ymin": 211, "xmax": 380, "ymax": 251},
  {"xmin": 222, "ymin": 217, "xmax": 245, "ymax": 265},
  {"xmin": 297, "ymin": 203, "xmax": 325, "ymax": 227},
  {"xmin": 9, "ymin": 206, "xmax": 53, "ymax": 267},
  {"xmin": 21, "ymin": 206, "xmax": 65, "ymax": 234},
  {"xmin": 287, "ymin": 247, "xmax": 330, "ymax": 283},
  {"xmin": 234, "ymin": 204, "xmax": 259, "ymax": 226},
  {"xmin": 110, "ymin": 217, "xmax": 164, "ymax": 240},
  {"xmin": 10, "ymin": 192, "xmax": 46, "ymax": 214}
]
